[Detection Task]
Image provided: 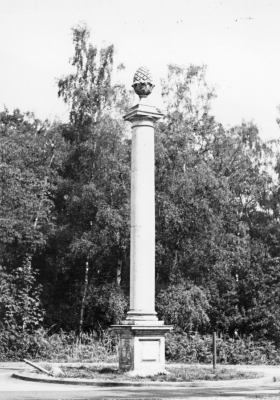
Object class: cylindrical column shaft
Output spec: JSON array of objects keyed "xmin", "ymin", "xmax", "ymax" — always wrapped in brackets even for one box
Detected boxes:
[{"xmin": 126, "ymin": 117, "xmax": 157, "ymax": 321}]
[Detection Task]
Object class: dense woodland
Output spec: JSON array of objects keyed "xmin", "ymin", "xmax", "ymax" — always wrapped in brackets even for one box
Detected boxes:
[{"xmin": 1, "ymin": 25, "xmax": 280, "ymax": 353}]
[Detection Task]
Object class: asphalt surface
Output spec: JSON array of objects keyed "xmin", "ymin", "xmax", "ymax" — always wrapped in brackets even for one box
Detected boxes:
[{"xmin": 1, "ymin": 364, "xmax": 280, "ymax": 399}]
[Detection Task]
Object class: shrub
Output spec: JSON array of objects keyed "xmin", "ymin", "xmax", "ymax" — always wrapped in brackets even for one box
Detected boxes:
[
  {"xmin": 0, "ymin": 259, "xmax": 45, "ymax": 332},
  {"xmin": 2, "ymin": 326, "xmax": 280, "ymax": 365},
  {"xmin": 156, "ymin": 284, "xmax": 210, "ymax": 332},
  {"xmin": 0, "ymin": 325, "xmax": 50, "ymax": 361},
  {"xmin": 165, "ymin": 331, "xmax": 280, "ymax": 364},
  {"xmin": 85, "ymin": 283, "xmax": 128, "ymax": 330},
  {"xmin": 0, "ymin": 327, "xmax": 118, "ymax": 362}
]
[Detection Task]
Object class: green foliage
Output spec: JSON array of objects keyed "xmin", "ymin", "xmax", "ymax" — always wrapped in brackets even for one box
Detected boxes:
[
  {"xmin": 53, "ymin": 364, "xmax": 260, "ymax": 381},
  {"xmin": 0, "ymin": 108, "xmax": 66, "ymax": 336},
  {"xmin": 156, "ymin": 284, "xmax": 209, "ymax": 332},
  {"xmin": 0, "ymin": 326, "xmax": 49, "ymax": 361},
  {"xmin": 0, "ymin": 328, "xmax": 117, "ymax": 362},
  {"xmin": 0, "ymin": 109, "xmax": 53, "ymax": 256},
  {"xmin": 154, "ymin": 63, "xmax": 280, "ymax": 342},
  {"xmin": 0, "ymin": 259, "xmax": 44, "ymax": 331},
  {"xmin": 165, "ymin": 332, "xmax": 280, "ymax": 364},
  {"xmin": 1, "ymin": 326, "xmax": 280, "ymax": 366},
  {"xmin": 45, "ymin": 25, "xmax": 131, "ymax": 332},
  {"xmin": 163, "ymin": 366, "xmax": 259, "ymax": 381},
  {"xmin": 2, "ymin": 22, "xmax": 280, "ymax": 351},
  {"xmin": 57, "ymin": 23, "xmax": 130, "ymax": 129},
  {"xmin": 85, "ymin": 283, "xmax": 128, "ymax": 329}
]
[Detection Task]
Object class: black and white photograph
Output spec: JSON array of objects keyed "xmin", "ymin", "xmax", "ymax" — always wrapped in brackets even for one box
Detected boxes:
[{"xmin": 1, "ymin": 1, "xmax": 280, "ymax": 399}]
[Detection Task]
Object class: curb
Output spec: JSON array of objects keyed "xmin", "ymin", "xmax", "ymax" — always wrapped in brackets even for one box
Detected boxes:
[{"xmin": 12, "ymin": 371, "xmax": 275, "ymax": 388}]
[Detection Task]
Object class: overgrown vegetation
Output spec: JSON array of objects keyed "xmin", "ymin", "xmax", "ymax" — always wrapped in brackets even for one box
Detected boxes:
[
  {"xmin": 165, "ymin": 332, "xmax": 280, "ymax": 364},
  {"xmin": 38, "ymin": 364, "xmax": 261, "ymax": 381},
  {"xmin": 1, "ymin": 24, "xmax": 280, "ymax": 363},
  {"xmin": 0, "ymin": 328, "xmax": 118, "ymax": 362},
  {"xmin": 1, "ymin": 328, "xmax": 280, "ymax": 365}
]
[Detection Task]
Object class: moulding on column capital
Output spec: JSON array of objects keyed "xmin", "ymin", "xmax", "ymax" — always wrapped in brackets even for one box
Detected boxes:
[{"xmin": 123, "ymin": 102, "xmax": 163, "ymax": 123}]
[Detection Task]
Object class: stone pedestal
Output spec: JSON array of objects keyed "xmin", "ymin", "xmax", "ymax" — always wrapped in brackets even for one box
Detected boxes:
[{"xmin": 112, "ymin": 325, "xmax": 172, "ymax": 373}]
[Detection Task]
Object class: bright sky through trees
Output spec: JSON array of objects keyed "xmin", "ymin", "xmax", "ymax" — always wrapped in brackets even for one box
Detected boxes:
[{"xmin": 0, "ymin": 0, "xmax": 280, "ymax": 139}]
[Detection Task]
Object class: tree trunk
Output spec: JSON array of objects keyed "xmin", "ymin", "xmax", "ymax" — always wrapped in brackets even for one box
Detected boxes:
[
  {"xmin": 77, "ymin": 260, "xmax": 89, "ymax": 342},
  {"xmin": 33, "ymin": 152, "xmax": 55, "ymax": 229},
  {"xmin": 117, "ymin": 260, "xmax": 122, "ymax": 286}
]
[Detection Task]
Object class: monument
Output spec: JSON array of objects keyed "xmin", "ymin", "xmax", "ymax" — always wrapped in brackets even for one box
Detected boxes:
[{"xmin": 112, "ymin": 67, "xmax": 172, "ymax": 374}]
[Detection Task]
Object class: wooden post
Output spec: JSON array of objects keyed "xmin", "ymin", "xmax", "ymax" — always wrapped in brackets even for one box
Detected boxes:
[
  {"xmin": 24, "ymin": 359, "xmax": 52, "ymax": 376},
  {"xmin": 213, "ymin": 332, "xmax": 217, "ymax": 369}
]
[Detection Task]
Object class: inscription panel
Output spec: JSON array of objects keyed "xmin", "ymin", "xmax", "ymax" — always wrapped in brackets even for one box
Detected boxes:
[{"xmin": 140, "ymin": 339, "xmax": 159, "ymax": 362}]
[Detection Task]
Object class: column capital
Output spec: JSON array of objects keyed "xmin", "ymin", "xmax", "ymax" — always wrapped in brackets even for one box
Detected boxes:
[{"xmin": 123, "ymin": 102, "xmax": 163, "ymax": 123}]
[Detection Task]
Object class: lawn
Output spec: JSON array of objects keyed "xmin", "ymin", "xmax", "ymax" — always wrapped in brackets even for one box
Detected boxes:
[{"xmin": 38, "ymin": 363, "xmax": 262, "ymax": 382}]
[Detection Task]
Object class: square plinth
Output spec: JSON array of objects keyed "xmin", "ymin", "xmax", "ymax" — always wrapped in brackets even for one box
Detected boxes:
[{"xmin": 111, "ymin": 325, "xmax": 172, "ymax": 374}]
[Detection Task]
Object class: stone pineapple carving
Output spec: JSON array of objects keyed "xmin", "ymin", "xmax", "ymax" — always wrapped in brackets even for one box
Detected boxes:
[{"xmin": 132, "ymin": 66, "xmax": 155, "ymax": 98}]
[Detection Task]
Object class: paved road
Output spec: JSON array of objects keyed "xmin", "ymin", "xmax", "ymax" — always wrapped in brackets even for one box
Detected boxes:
[{"xmin": 1, "ymin": 367, "xmax": 280, "ymax": 399}]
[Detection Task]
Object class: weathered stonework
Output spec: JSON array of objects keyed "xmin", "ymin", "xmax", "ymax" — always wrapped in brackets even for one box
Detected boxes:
[
  {"xmin": 132, "ymin": 66, "xmax": 155, "ymax": 98},
  {"xmin": 111, "ymin": 68, "xmax": 172, "ymax": 375},
  {"xmin": 112, "ymin": 325, "xmax": 172, "ymax": 373}
]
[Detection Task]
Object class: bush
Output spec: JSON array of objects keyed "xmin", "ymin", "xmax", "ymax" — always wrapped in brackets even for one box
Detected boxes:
[
  {"xmin": 156, "ymin": 284, "xmax": 210, "ymax": 332},
  {"xmin": 2, "ymin": 326, "xmax": 280, "ymax": 365},
  {"xmin": 85, "ymin": 283, "xmax": 128, "ymax": 330},
  {"xmin": 0, "ymin": 259, "xmax": 45, "ymax": 331},
  {"xmin": 0, "ymin": 327, "xmax": 118, "ymax": 362},
  {"xmin": 165, "ymin": 331, "xmax": 280, "ymax": 364},
  {"xmin": 0, "ymin": 325, "xmax": 50, "ymax": 361}
]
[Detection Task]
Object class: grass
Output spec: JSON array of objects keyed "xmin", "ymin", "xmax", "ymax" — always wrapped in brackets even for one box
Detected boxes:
[
  {"xmin": 165, "ymin": 365, "xmax": 261, "ymax": 382},
  {"xmin": 4, "ymin": 328, "xmax": 280, "ymax": 365},
  {"xmin": 33, "ymin": 329, "xmax": 119, "ymax": 363},
  {"xmin": 36, "ymin": 364, "xmax": 262, "ymax": 382}
]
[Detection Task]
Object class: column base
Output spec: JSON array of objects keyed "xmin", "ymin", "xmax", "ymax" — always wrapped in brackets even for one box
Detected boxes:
[
  {"xmin": 111, "ymin": 325, "xmax": 173, "ymax": 374},
  {"xmin": 122, "ymin": 310, "xmax": 163, "ymax": 325}
]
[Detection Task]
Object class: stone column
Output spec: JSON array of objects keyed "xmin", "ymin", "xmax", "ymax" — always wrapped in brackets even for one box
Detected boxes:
[
  {"xmin": 125, "ymin": 105, "xmax": 160, "ymax": 323},
  {"xmin": 111, "ymin": 67, "xmax": 172, "ymax": 375}
]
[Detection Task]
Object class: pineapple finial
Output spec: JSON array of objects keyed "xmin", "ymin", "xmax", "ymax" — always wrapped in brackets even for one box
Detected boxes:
[{"xmin": 132, "ymin": 66, "xmax": 155, "ymax": 99}]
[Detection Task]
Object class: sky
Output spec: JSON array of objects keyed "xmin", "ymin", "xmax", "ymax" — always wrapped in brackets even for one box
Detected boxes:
[{"xmin": 1, "ymin": 0, "xmax": 280, "ymax": 140}]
